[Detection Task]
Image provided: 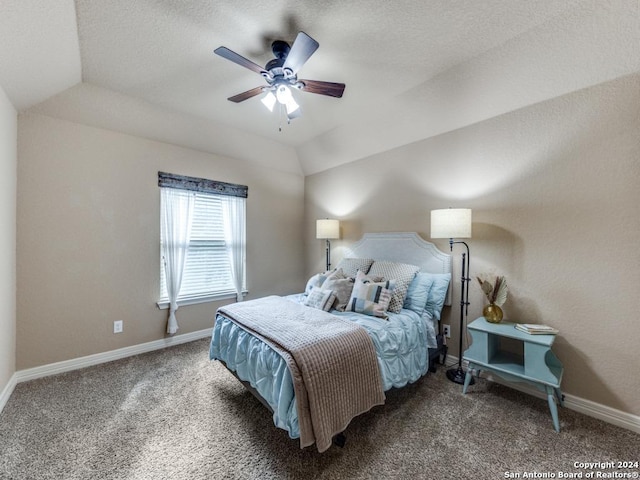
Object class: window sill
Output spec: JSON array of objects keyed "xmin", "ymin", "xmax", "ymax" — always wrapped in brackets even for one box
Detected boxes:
[{"xmin": 156, "ymin": 290, "xmax": 248, "ymax": 310}]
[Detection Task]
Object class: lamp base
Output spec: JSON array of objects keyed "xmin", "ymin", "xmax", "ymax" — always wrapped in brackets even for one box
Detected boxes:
[{"xmin": 446, "ymin": 366, "xmax": 474, "ymax": 386}]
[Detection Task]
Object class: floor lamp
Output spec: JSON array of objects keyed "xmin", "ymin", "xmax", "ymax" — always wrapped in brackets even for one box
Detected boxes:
[
  {"xmin": 431, "ymin": 208, "xmax": 475, "ymax": 385},
  {"xmin": 316, "ymin": 219, "xmax": 340, "ymax": 271}
]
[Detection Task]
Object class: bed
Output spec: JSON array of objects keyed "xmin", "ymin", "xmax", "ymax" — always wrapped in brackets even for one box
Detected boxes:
[{"xmin": 209, "ymin": 232, "xmax": 452, "ymax": 452}]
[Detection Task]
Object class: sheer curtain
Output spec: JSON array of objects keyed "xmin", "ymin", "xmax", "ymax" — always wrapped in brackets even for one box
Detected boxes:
[
  {"xmin": 222, "ymin": 195, "xmax": 246, "ymax": 302},
  {"xmin": 160, "ymin": 187, "xmax": 195, "ymax": 334}
]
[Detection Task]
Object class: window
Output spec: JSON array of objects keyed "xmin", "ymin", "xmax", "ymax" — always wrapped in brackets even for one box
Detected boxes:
[{"xmin": 157, "ymin": 172, "xmax": 247, "ymax": 309}]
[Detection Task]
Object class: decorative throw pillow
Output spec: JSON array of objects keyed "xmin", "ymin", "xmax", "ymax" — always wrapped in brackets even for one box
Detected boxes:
[
  {"xmin": 304, "ymin": 269, "xmax": 337, "ymax": 295},
  {"xmin": 403, "ymin": 272, "xmax": 436, "ymax": 316},
  {"xmin": 424, "ymin": 273, "xmax": 451, "ymax": 320},
  {"xmin": 303, "ymin": 287, "xmax": 337, "ymax": 312},
  {"xmin": 335, "ymin": 258, "xmax": 375, "ymax": 278},
  {"xmin": 346, "ymin": 270, "xmax": 397, "ymax": 319},
  {"xmin": 368, "ymin": 261, "xmax": 420, "ymax": 313},
  {"xmin": 322, "ymin": 269, "xmax": 354, "ymax": 311}
]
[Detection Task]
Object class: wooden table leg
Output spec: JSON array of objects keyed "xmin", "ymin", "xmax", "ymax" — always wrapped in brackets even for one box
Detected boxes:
[
  {"xmin": 463, "ymin": 365, "xmax": 475, "ymax": 394},
  {"xmin": 546, "ymin": 386, "xmax": 560, "ymax": 432}
]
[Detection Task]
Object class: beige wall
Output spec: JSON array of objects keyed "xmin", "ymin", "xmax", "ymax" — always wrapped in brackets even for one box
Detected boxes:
[
  {"xmin": 11, "ymin": 73, "xmax": 640, "ymax": 419},
  {"xmin": 305, "ymin": 74, "xmax": 640, "ymax": 416},
  {"xmin": 17, "ymin": 113, "xmax": 305, "ymax": 369},
  {"xmin": 0, "ymin": 85, "xmax": 17, "ymax": 396}
]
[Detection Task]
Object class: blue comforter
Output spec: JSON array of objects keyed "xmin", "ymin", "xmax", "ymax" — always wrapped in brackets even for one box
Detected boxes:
[{"xmin": 209, "ymin": 294, "xmax": 431, "ymax": 439}]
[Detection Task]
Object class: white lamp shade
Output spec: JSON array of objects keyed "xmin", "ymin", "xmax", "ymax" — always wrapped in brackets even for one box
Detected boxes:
[
  {"xmin": 430, "ymin": 208, "xmax": 472, "ymax": 239},
  {"xmin": 316, "ymin": 219, "xmax": 340, "ymax": 239}
]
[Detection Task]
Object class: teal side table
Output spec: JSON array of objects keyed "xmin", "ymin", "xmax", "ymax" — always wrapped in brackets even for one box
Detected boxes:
[{"xmin": 462, "ymin": 317, "xmax": 565, "ymax": 432}]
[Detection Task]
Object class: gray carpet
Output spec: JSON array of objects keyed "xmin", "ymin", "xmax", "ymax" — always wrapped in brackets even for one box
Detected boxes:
[{"xmin": 1, "ymin": 339, "xmax": 638, "ymax": 480}]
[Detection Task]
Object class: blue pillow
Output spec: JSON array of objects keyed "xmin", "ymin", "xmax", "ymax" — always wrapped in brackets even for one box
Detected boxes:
[
  {"xmin": 403, "ymin": 273, "xmax": 436, "ymax": 316},
  {"xmin": 424, "ymin": 273, "xmax": 451, "ymax": 320}
]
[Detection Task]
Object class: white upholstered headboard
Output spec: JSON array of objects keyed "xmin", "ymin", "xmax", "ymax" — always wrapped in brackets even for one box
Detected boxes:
[{"xmin": 343, "ymin": 232, "xmax": 453, "ymax": 305}]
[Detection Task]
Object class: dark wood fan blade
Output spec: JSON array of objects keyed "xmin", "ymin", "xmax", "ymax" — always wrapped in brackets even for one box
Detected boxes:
[
  {"xmin": 299, "ymin": 80, "xmax": 345, "ymax": 98},
  {"xmin": 214, "ymin": 47, "xmax": 267, "ymax": 75},
  {"xmin": 282, "ymin": 32, "xmax": 319, "ymax": 74},
  {"xmin": 228, "ymin": 86, "xmax": 265, "ymax": 103}
]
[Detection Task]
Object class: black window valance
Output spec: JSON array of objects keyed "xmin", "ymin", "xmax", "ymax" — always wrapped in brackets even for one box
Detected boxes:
[{"xmin": 158, "ymin": 171, "xmax": 248, "ymax": 198}]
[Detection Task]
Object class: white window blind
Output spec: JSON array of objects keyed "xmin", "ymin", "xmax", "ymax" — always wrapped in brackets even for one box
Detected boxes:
[{"xmin": 158, "ymin": 172, "xmax": 247, "ymax": 307}]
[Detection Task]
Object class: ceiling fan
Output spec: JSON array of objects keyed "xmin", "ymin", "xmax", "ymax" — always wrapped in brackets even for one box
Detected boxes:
[{"xmin": 214, "ymin": 32, "xmax": 345, "ymax": 122}]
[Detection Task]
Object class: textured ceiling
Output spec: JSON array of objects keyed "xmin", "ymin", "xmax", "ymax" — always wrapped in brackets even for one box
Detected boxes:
[
  {"xmin": 0, "ymin": 0, "xmax": 81, "ymax": 110},
  {"xmin": 2, "ymin": 1, "xmax": 639, "ymax": 175}
]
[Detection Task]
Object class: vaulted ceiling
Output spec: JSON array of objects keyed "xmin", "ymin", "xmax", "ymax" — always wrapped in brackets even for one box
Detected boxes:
[{"xmin": 1, "ymin": 1, "xmax": 638, "ymax": 175}]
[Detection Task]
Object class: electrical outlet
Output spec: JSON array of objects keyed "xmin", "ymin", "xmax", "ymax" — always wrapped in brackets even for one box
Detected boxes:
[
  {"xmin": 443, "ymin": 324, "xmax": 451, "ymax": 338},
  {"xmin": 113, "ymin": 320, "xmax": 123, "ymax": 334}
]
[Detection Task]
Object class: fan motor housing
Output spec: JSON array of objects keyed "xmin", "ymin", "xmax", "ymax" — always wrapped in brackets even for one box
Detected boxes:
[
  {"xmin": 271, "ymin": 40, "xmax": 290, "ymax": 59},
  {"xmin": 265, "ymin": 58, "xmax": 285, "ymax": 71},
  {"xmin": 265, "ymin": 40, "xmax": 291, "ymax": 74}
]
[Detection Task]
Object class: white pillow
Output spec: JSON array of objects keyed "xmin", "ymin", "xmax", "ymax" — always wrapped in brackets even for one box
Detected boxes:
[
  {"xmin": 322, "ymin": 269, "xmax": 354, "ymax": 311},
  {"xmin": 304, "ymin": 269, "xmax": 336, "ymax": 295},
  {"xmin": 303, "ymin": 287, "xmax": 337, "ymax": 311},
  {"xmin": 335, "ymin": 258, "xmax": 374, "ymax": 278}
]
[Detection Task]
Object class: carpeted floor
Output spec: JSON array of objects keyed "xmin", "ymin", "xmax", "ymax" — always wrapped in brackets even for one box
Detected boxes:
[{"xmin": 1, "ymin": 338, "xmax": 638, "ymax": 480}]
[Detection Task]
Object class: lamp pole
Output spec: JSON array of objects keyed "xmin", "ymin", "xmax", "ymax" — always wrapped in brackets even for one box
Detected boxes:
[
  {"xmin": 446, "ymin": 239, "xmax": 474, "ymax": 385},
  {"xmin": 430, "ymin": 207, "xmax": 473, "ymax": 384},
  {"xmin": 325, "ymin": 238, "xmax": 331, "ymax": 271},
  {"xmin": 316, "ymin": 219, "xmax": 340, "ymax": 271}
]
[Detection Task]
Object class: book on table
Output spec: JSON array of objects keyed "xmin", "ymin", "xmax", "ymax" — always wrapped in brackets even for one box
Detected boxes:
[{"xmin": 515, "ymin": 323, "xmax": 559, "ymax": 335}]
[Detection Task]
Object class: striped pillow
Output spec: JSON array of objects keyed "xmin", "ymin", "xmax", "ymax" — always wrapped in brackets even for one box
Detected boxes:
[
  {"xmin": 368, "ymin": 261, "xmax": 419, "ymax": 313},
  {"xmin": 304, "ymin": 287, "xmax": 337, "ymax": 312},
  {"xmin": 346, "ymin": 271, "xmax": 396, "ymax": 319}
]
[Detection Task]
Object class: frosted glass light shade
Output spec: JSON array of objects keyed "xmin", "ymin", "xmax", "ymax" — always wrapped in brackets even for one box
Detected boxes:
[
  {"xmin": 261, "ymin": 91, "xmax": 276, "ymax": 112},
  {"xmin": 316, "ymin": 219, "xmax": 340, "ymax": 239},
  {"xmin": 430, "ymin": 208, "xmax": 472, "ymax": 239}
]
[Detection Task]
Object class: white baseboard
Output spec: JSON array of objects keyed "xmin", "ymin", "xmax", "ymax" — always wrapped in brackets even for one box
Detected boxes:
[
  {"xmin": 0, "ymin": 373, "xmax": 17, "ymax": 414},
  {"xmin": 14, "ymin": 328, "xmax": 213, "ymax": 384},
  {"xmin": 564, "ymin": 392, "xmax": 640, "ymax": 434},
  {"xmin": 444, "ymin": 355, "xmax": 640, "ymax": 434}
]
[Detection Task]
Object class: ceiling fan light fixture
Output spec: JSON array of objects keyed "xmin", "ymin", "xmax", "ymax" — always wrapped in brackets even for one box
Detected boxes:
[
  {"xmin": 215, "ymin": 31, "xmax": 345, "ymax": 127},
  {"xmin": 287, "ymin": 104, "xmax": 302, "ymax": 121},
  {"xmin": 261, "ymin": 91, "xmax": 277, "ymax": 112},
  {"xmin": 284, "ymin": 97, "xmax": 300, "ymax": 116},
  {"xmin": 275, "ymin": 84, "xmax": 293, "ymax": 104},
  {"xmin": 276, "ymin": 84, "xmax": 300, "ymax": 116}
]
